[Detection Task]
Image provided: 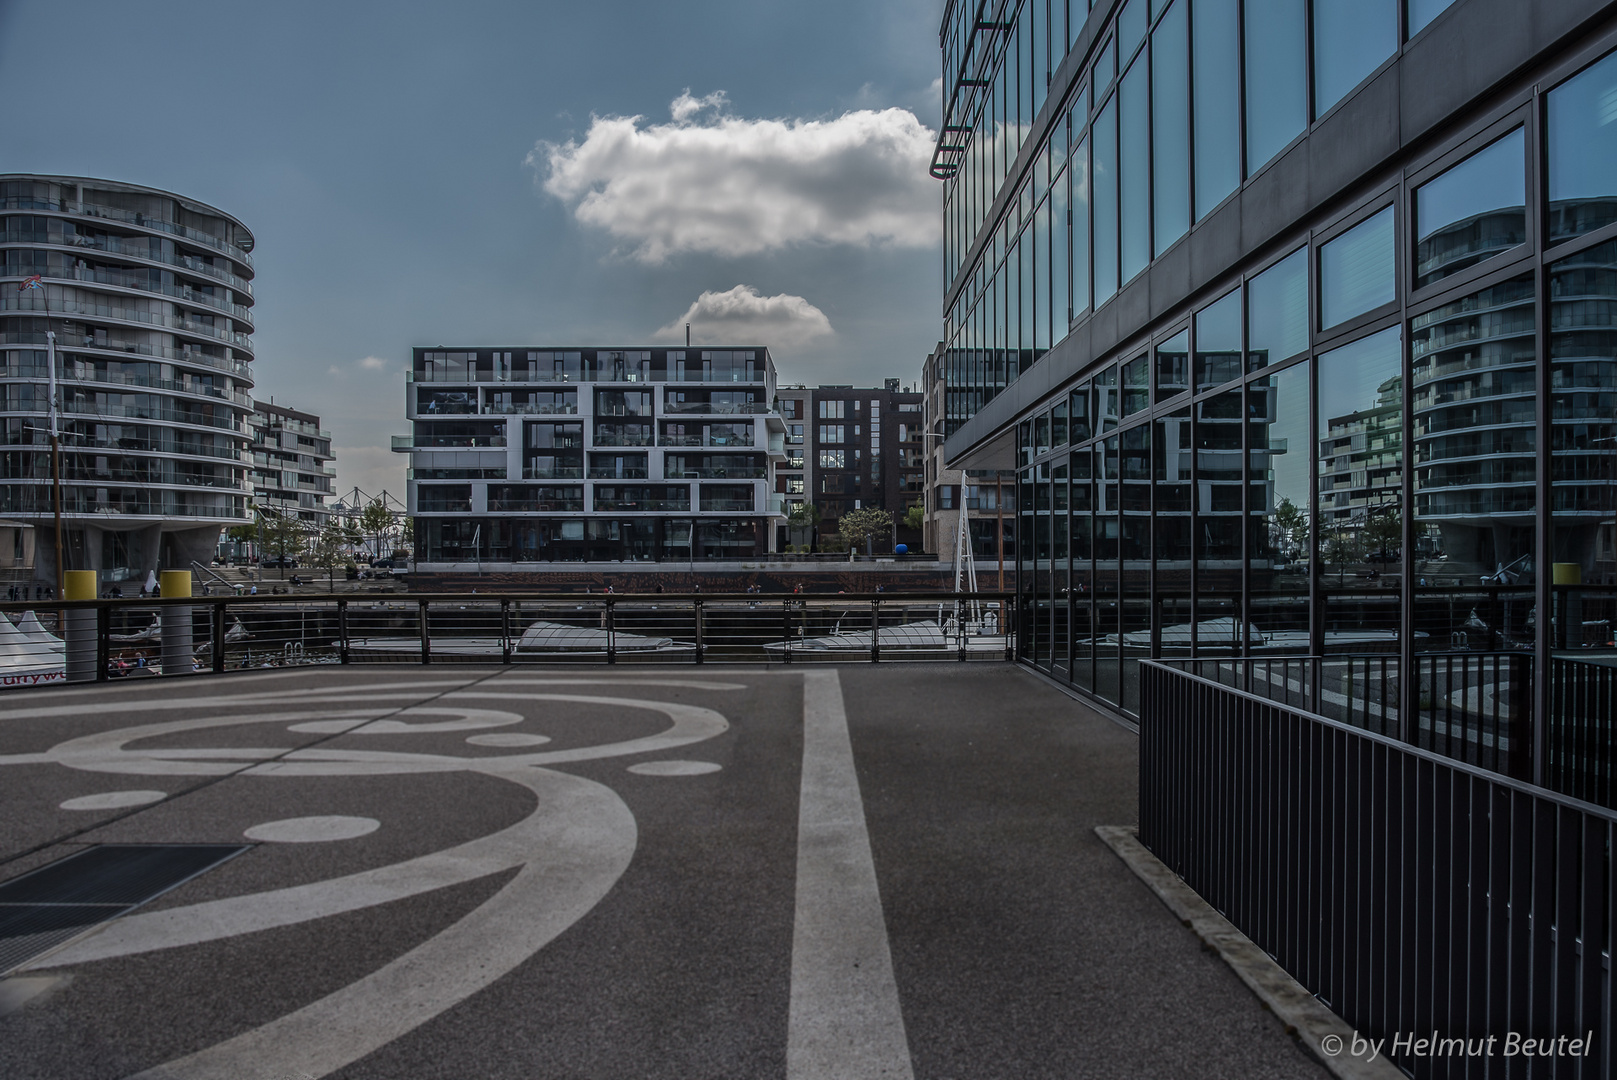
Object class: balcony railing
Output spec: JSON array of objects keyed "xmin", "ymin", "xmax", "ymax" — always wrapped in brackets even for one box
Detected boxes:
[
  {"xmin": 1, "ymin": 296, "xmax": 253, "ymax": 352},
  {"xmin": 406, "ymin": 370, "xmax": 764, "ymax": 386},
  {"xmin": 12, "ymin": 230, "xmax": 254, "ymax": 291},
  {"xmin": 0, "ymin": 365, "xmax": 251, "ymax": 406},
  {"xmin": 75, "ymin": 201, "xmax": 254, "ymax": 267},
  {"xmin": 391, "ymin": 435, "xmax": 507, "ymax": 450},
  {"xmin": 661, "ymin": 402, "xmax": 768, "ymax": 415},
  {"xmin": 11, "ymin": 266, "xmax": 253, "ymax": 321}
]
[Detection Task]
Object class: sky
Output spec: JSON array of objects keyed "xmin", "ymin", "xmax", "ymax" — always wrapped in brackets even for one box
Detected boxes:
[{"xmin": 0, "ymin": 0, "xmax": 946, "ymax": 501}]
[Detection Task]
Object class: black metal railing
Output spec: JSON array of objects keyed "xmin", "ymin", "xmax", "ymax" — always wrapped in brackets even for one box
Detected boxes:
[
  {"xmin": 0, "ymin": 592, "xmax": 1014, "ymax": 685},
  {"xmin": 1139, "ymin": 660, "xmax": 1614, "ymax": 1080},
  {"xmin": 1165, "ymin": 651, "xmax": 1614, "ymax": 809}
]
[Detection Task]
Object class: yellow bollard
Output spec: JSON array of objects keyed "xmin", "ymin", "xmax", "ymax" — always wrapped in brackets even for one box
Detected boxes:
[
  {"xmin": 159, "ymin": 570, "xmax": 195, "ymax": 675},
  {"xmin": 64, "ymin": 570, "xmax": 98, "ymax": 682},
  {"xmin": 64, "ymin": 570, "xmax": 97, "ymax": 601}
]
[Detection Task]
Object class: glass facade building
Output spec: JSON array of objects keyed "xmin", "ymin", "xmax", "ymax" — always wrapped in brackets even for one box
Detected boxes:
[
  {"xmin": 0, "ymin": 175, "xmax": 256, "ymax": 586},
  {"xmin": 934, "ymin": 0, "xmax": 1617, "ymax": 719}
]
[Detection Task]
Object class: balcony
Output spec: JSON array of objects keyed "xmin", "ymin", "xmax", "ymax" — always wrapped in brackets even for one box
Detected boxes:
[
  {"xmin": 75, "ymin": 200, "xmax": 254, "ymax": 266},
  {"xmin": 661, "ymin": 402, "xmax": 768, "ymax": 415},
  {"xmin": 0, "ymin": 297, "xmax": 253, "ymax": 353},
  {"xmin": 14, "ymin": 265, "xmax": 253, "ymax": 321},
  {"xmin": 391, "ymin": 435, "xmax": 506, "ymax": 451}
]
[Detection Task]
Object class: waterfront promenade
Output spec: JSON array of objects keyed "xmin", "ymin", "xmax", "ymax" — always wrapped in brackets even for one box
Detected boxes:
[{"xmin": 0, "ymin": 665, "xmax": 1326, "ymax": 1079}]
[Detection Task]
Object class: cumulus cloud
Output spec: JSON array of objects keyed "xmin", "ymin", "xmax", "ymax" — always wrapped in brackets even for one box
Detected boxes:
[
  {"xmin": 357, "ymin": 355, "xmax": 389, "ymax": 371},
  {"xmin": 529, "ymin": 92, "xmax": 937, "ymax": 262},
  {"xmin": 654, "ymin": 285, "xmax": 834, "ymax": 348}
]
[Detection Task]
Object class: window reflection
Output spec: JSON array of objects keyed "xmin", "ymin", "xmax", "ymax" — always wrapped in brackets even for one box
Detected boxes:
[
  {"xmin": 1312, "ymin": 0, "xmax": 1397, "ymax": 117},
  {"xmin": 1093, "ymin": 97, "xmax": 1119, "ymax": 303},
  {"xmin": 1411, "ymin": 275, "xmax": 1537, "ymax": 658},
  {"xmin": 1192, "ymin": 0, "xmax": 1240, "ymax": 218},
  {"xmin": 1316, "ymin": 326, "xmax": 1403, "ymax": 652},
  {"xmin": 1152, "ymin": 0, "xmax": 1190, "ymax": 256},
  {"xmin": 1547, "ymin": 49, "xmax": 1617, "ymax": 243},
  {"xmin": 1414, "ymin": 129, "xmax": 1526, "ymax": 288},
  {"xmin": 1196, "ymin": 388, "xmax": 1244, "ymax": 654},
  {"xmin": 1249, "ymin": 362, "xmax": 1311, "ymax": 652},
  {"xmin": 1122, "ymin": 354, "xmax": 1150, "ymax": 417},
  {"xmin": 1194, "ymin": 288, "xmax": 1242, "ymax": 390},
  {"xmin": 1407, "ymin": 0, "xmax": 1458, "ymax": 37},
  {"xmin": 1155, "ymin": 329, "xmax": 1190, "ymax": 401},
  {"xmin": 1120, "ymin": 56, "xmax": 1151, "ymax": 283},
  {"xmin": 1247, "ymin": 248, "xmax": 1308, "ymax": 371},
  {"xmin": 1320, "ymin": 206, "xmax": 1396, "ymax": 329},
  {"xmin": 1243, "ymin": 0, "xmax": 1307, "ymax": 174}
]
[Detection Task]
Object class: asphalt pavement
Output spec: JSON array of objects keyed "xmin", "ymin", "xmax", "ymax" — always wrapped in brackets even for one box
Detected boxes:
[{"xmin": 0, "ymin": 664, "xmax": 1327, "ymax": 1079}]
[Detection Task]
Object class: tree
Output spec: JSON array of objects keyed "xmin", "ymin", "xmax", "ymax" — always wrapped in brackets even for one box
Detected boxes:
[
  {"xmin": 1271, "ymin": 497, "xmax": 1307, "ymax": 559},
  {"xmin": 358, "ymin": 499, "xmax": 395, "ymax": 559},
  {"xmin": 786, "ymin": 501, "xmax": 821, "ymax": 551},
  {"xmin": 838, "ymin": 508, "xmax": 894, "ymax": 558},
  {"xmin": 256, "ymin": 509, "xmax": 305, "ymax": 576},
  {"xmin": 1363, "ymin": 506, "xmax": 1402, "ymax": 558},
  {"xmin": 307, "ymin": 521, "xmax": 348, "ymax": 590},
  {"xmin": 902, "ymin": 501, "xmax": 925, "ymax": 533}
]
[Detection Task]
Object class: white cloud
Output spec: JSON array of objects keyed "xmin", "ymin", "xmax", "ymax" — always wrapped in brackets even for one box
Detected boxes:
[
  {"xmin": 669, "ymin": 88, "xmax": 727, "ymax": 122},
  {"xmin": 357, "ymin": 355, "xmax": 389, "ymax": 371},
  {"xmin": 654, "ymin": 285, "xmax": 834, "ymax": 348},
  {"xmin": 530, "ymin": 92, "xmax": 937, "ymax": 263}
]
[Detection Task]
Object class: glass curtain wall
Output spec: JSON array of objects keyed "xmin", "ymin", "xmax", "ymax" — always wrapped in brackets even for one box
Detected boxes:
[
  {"xmin": 1013, "ymin": 42, "xmax": 1617, "ymax": 737},
  {"xmin": 942, "ymin": 0, "xmax": 1474, "ymax": 434}
]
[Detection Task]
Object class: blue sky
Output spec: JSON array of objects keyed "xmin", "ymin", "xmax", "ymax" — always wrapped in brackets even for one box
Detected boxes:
[{"xmin": 0, "ymin": 0, "xmax": 945, "ymax": 499}]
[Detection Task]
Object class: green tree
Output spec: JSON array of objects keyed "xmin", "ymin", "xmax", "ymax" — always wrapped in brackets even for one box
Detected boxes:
[
  {"xmin": 307, "ymin": 521, "xmax": 348, "ymax": 590},
  {"xmin": 256, "ymin": 509, "xmax": 305, "ymax": 577},
  {"xmin": 838, "ymin": 507, "xmax": 894, "ymax": 557},
  {"xmin": 1363, "ymin": 506, "xmax": 1402, "ymax": 558},
  {"xmin": 902, "ymin": 501, "xmax": 925, "ymax": 533},
  {"xmin": 1271, "ymin": 497, "xmax": 1307, "ymax": 558}
]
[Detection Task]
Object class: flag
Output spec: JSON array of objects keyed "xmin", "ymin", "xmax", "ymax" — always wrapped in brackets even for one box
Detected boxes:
[{"xmin": 18, "ymin": 275, "xmax": 43, "ymax": 291}]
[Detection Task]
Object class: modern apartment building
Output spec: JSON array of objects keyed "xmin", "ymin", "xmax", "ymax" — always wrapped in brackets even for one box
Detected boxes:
[
  {"xmin": 0, "ymin": 175, "xmax": 255, "ymax": 586},
  {"xmin": 931, "ymin": 0, "xmax": 1617, "ymax": 716},
  {"xmin": 806, "ymin": 381, "xmax": 926, "ymax": 548},
  {"xmin": 398, "ymin": 346, "xmax": 787, "ymax": 565},
  {"xmin": 248, "ymin": 400, "xmax": 335, "ymax": 527}
]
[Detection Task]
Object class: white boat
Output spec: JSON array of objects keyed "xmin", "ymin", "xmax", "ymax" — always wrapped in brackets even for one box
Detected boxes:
[
  {"xmin": 763, "ymin": 618, "xmax": 1007, "ymax": 657},
  {"xmin": 343, "ymin": 620, "xmax": 696, "ymax": 659},
  {"xmin": 0, "ymin": 611, "xmax": 65, "ymax": 686}
]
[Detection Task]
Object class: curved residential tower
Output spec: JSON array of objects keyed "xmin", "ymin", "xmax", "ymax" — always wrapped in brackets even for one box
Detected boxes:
[{"xmin": 0, "ymin": 175, "xmax": 255, "ymax": 587}]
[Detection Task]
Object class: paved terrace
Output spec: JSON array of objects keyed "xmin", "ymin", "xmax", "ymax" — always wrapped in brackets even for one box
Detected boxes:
[{"xmin": 0, "ymin": 665, "xmax": 1327, "ymax": 1079}]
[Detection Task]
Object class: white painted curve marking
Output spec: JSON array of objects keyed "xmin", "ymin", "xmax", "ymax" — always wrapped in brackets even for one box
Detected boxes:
[
  {"xmin": 125, "ymin": 767, "xmax": 637, "ymax": 1080},
  {"xmin": 787, "ymin": 670, "xmax": 914, "ymax": 1080},
  {"xmin": 58, "ymin": 789, "xmax": 166, "ymax": 811},
  {"xmin": 466, "ymin": 732, "xmax": 551, "ymax": 747},
  {"xmin": 627, "ymin": 760, "xmax": 722, "ymax": 776},
  {"xmin": 243, "ymin": 816, "xmax": 380, "ymax": 843}
]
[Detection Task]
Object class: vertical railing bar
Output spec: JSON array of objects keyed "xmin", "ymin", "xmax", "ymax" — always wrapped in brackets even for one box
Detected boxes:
[{"xmin": 419, "ymin": 600, "xmax": 430, "ymax": 665}]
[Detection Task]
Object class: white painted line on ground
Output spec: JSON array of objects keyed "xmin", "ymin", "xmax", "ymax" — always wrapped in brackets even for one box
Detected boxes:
[{"xmin": 787, "ymin": 670, "xmax": 914, "ymax": 1080}]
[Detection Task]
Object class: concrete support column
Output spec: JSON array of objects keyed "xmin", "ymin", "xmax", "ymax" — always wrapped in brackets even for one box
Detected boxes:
[
  {"xmin": 160, "ymin": 570, "xmax": 194, "ymax": 675},
  {"xmin": 64, "ymin": 569, "xmax": 97, "ymax": 683}
]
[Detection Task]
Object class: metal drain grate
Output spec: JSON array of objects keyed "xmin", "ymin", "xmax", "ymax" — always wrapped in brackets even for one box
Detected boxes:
[{"xmin": 0, "ymin": 844, "xmax": 248, "ymax": 975}]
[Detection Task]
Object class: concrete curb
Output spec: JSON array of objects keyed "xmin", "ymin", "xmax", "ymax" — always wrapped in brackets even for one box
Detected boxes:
[{"xmin": 1096, "ymin": 826, "xmax": 1405, "ymax": 1080}]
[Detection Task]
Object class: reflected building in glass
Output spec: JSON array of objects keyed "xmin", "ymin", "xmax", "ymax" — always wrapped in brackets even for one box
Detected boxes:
[{"xmin": 931, "ymin": 0, "xmax": 1617, "ymax": 720}]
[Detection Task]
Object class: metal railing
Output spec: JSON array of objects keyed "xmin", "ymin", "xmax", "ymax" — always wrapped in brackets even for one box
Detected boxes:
[
  {"xmin": 1138, "ymin": 660, "xmax": 1614, "ymax": 1080},
  {"xmin": 1167, "ymin": 650, "xmax": 1617, "ymax": 810},
  {"xmin": 1, "ymin": 592, "xmax": 1014, "ymax": 683}
]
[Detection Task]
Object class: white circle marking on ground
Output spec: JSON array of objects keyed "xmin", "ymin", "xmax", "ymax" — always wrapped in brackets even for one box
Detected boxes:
[
  {"xmin": 59, "ymin": 790, "xmax": 166, "ymax": 811},
  {"xmin": 466, "ymin": 733, "xmax": 552, "ymax": 747},
  {"xmin": 244, "ymin": 815, "xmax": 380, "ymax": 843},
  {"xmin": 627, "ymin": 760, "xmax": 722, "ymax": 776}
]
